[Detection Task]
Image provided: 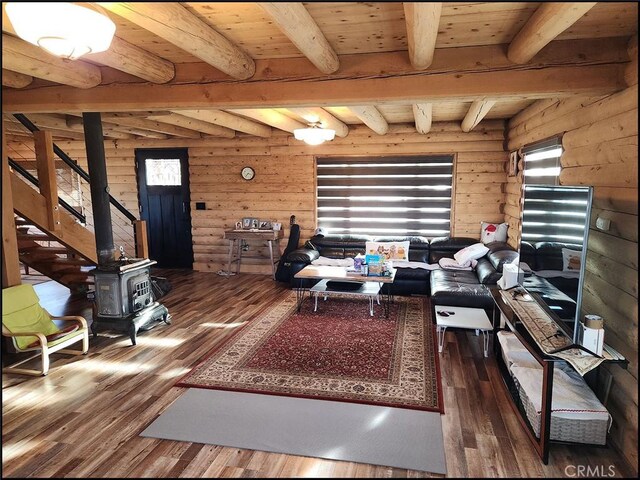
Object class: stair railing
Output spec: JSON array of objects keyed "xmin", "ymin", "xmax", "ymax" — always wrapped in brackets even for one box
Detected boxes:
[
  {"xmin": 8, "ymin": 157, "xmax": 87, "ymax": 224},
  {"xmin": 11, "ymin": 114, "xmax": 148, "ymax": 259}
]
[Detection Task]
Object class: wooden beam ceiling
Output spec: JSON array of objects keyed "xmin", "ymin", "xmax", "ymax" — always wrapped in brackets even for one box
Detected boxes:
[
  {"xmin": 64, "ymin": 115, "xmax": 166, "ymax": 139},
  {"xmin": 87, "ymin": 36, "xmax": 175, "ymax": 84},
  {"xmin": 412, "ymin": 104, "xmax": 433, "ymax": 134},
  {"xmin": 2, "ymin": 34, "xmax": 101, "ymax": 89},
  {"xmin": 99, "ymin": 2, "xmax": 255, "ymax": 80},
  {"xmin": 146, "ymin": 113, "xmax": 235, "ymax": 138},
  {"xmin": 347, "ymin": 106, "xmax": 389, "ymax": 135},
  {"xmin": 174, "ymin": 110, "xmax": 272, "ymax": 138},
  {"xmin": 404, "ymin": 2, "xmax": 442, "ymax": 70},
  {"xmin": 283, "ymin": 108, "xmax": 349, "ymax": 137},
  {"xmin": 259, "ymin": 3, "xmax": 339, "ymax": 74},
  {"xmin": 508, "ymin": 3, "xmax": 597, "ymax": 64},
  {"xmin": 4, "ymin": 59, "xmax": 622, "ymax": 113},
  {"xmin": 2, "ymin": 69, "xmax": 32, "ymax": 88},
  {"xmin": 226, "ymin": 109, "xmax": 306, "ymax": 133},
  {"xmin": 461, "ymin": 99, "xmax": 497, "ymax": 132},
  {"xmin": 100, "ymin": 114, "xmax": 203, "ymax": 139}
]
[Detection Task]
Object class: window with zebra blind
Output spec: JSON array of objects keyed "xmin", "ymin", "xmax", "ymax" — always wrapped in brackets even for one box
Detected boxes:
[
  {"xmin": 316, "ymin": 156, "xmax": 454, "ymax": 237},
  {"xmin": 522, "ymin": 137, "xmax": 562, "ymax": 185}
]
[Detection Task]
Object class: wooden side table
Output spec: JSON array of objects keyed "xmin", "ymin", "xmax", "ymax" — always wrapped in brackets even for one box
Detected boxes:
[{"xmin": 223, "ymin": 229, "xmax": 284, "ymax": 279}]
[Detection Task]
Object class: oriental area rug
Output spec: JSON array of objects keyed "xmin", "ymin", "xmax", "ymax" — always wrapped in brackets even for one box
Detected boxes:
[{"xmin": 176, "ymin": 292, "xmax": 443, "ymax": 413}]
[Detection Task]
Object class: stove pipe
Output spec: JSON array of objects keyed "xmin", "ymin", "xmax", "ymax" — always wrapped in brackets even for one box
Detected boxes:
[{"xmin": 82, "ymin": 112, "xmax": 115, "ymax": 265}]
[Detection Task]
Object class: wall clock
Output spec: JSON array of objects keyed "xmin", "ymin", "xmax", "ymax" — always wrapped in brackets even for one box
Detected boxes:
[{"xmin": 241, "ymin": 166, "xmax": 255, "ymax": 181}]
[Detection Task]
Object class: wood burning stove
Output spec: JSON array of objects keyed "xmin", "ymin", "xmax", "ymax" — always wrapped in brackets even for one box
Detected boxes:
[
  {"xmin": 82, "ymin": 112, "xmax": 170, "ymax": 345},
  {"xmin": 90, "ymin": 256, "xmax": 170, "ymax": 345}
]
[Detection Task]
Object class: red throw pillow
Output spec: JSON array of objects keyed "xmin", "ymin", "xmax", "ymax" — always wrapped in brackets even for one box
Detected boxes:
[{"xmin": 26, "ymin": 324, "xmax": 79, "ymax": 349}]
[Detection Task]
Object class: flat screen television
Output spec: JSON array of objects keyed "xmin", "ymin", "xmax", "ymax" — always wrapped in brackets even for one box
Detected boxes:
[{"xmin": 516, "ymin": 185, "xmax": 593, "ymax": 343}]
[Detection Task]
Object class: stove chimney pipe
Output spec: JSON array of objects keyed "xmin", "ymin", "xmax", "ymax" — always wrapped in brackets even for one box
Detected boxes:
[{"xmin": 82, "ymin": 112, "xmax": 115, "ymax": 265}]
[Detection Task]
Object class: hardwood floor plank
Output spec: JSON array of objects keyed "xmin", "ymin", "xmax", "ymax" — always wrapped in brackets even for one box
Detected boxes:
[{"xmin": 1, "ymin": 271, "xmax": 631, "ymax": 478}]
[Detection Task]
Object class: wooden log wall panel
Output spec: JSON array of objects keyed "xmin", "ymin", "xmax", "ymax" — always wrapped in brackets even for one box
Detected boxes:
[{"xmin": 506, "ymin": 85, "xmax": 639, "ymax": 473}]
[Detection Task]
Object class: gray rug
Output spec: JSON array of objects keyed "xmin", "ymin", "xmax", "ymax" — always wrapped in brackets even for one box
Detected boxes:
[{"xmin": 141, "ymin": 388, "xmax": 446, "ymax": 474}]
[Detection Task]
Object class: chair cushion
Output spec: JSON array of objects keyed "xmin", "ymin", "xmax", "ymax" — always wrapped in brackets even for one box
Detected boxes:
[{"xmin": 2, "ymin": 284, "xmax": 59, "ymax": 350}]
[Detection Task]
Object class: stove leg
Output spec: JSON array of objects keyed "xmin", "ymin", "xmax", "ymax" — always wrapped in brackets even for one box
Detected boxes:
[{"xmin": 129, "ymin": 324, "xmax": 137, "ymax": 346}]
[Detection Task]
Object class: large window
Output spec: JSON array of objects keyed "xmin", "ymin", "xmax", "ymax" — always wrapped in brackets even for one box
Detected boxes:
[
  {"xmin": 522, "ymin": 137, "xmax": 562, "ymax": 185},
  {"xmin": 316, "ymin": 155, "xmax": 454, "ymax": 237},
  {"xmin": 520, "ymin": 138, "xmax": 588, "ymax": 245}
]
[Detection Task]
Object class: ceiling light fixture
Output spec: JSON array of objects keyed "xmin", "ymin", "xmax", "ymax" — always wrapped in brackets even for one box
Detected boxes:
[
  {"xmin": 293, "ymin": 122, "xmax": 336, "ymax": 146},
  {"xmin": 5, "ymin": 2, "xmax": 116, "ymax": 60}
]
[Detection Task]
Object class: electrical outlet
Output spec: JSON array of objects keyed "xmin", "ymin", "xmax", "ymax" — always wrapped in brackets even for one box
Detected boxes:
[
  {"xmin": 242, "ymin": 244, "xmax": 249, "ymax": 252},
  {"xmin": 596, "ymin": 217, "xmax": 610, "ymax": 231}
]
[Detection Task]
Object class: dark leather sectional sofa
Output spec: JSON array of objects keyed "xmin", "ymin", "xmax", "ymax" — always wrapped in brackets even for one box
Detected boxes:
[{"xmin": 285, "ymin": 235, "xmax": 519, "ymax": 310}]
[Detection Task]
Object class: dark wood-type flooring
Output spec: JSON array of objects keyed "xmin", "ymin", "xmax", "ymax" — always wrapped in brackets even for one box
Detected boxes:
[{"xmin": 2, "ymin": 270, "xmax": 633, "ymax": 478}]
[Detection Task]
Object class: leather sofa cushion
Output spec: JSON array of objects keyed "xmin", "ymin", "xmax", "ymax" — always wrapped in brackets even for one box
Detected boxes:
[
  {"xmin": 519, "ymin": 241, "xmax": 536, "ymax": 270},
  {"xmin": 487, "ymin": 249, "xmax": 519, "ymax": 273},
  {"xmin": 535, "ymin": 241, "xmax": 579, "ymax": 271},
  {"xmin": 287, "ymin": 248, "xmax": 320, "ymax": 263},
  {"xmin": 344, "ymin": 247, "xmax": 366, "ymax": 258},
  {"xmin": 430, "ymin": 270, "xmax": 494, "ymax": 309},
  {"xmin": 318, "ymin": 247, "xmax": 345, "ymax": 258},
  {"xmin": 429, "ymin": 236, "xmax": 477, "ymax": 263},
  {"xmin": 476, "ymin": 258, "xmax": 502, "ymax": 284},
  {"xmin": 311, "ymin": 235, "xmax": 371, "ymax": 249},
  {"xmin": 394, "ymin": 267, "xmax": 430, "ymax": 282}
]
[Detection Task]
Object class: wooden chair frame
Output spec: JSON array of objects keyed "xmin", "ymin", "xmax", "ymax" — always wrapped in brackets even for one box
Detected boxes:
[{"xmin": 2, "ymin": 315, "xmax": 89, "ymax": 376}]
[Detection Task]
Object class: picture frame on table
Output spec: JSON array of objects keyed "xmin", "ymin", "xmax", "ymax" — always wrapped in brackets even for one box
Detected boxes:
[
  {"xmin": 242, "ymin": 217, "xmax": 254, "ymax": 229},
  {"xmin": 235, "ymin": 221, "xmax": 242, "ymax": 230},
  {"xmin": 251, "ymin": 218, "xmax": 259, "ymax": 229},
  {"xmin": 259, "ymin": 220, "xmax": 272, "ymax": 230}
]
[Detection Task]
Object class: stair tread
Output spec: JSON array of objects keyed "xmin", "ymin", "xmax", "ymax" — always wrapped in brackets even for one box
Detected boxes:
[
  {"xmin": 20, "ymin": 246, "xmax": 69, "ymax": 253},
  {"xmin": 17, "ymin": 233, "xmax": 54, "ymax": 240}
]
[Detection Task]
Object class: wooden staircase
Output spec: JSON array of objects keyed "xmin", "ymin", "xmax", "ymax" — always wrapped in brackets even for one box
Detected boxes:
[{"xmin": 15, "ymin": 216, "xmax": 96, "ymax": 293}]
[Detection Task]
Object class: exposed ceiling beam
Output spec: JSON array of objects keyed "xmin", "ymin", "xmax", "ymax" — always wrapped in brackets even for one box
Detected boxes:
[
  {"xmin": 146, "ymin": 113, "xmax": 235, "ymax": 138},
  {"xmin": 100, "ymin": 114, "xmax": 202, "ymax": 139},
  {"xmin": 347, "ymin": 106, "xmax": 389, "ymax": 135},
  {"xmin": 3, "ymin": 62, "xmax": 623, "ymax": 113},
  {"xmin": 259, "ymin": 3, "xmax": 339, "ymax": 74},
  {"xmin": 226, "ymin": 109, "xmax": 306, "ymax": 133},
  {"xmin": 461, "ymin": 99, "xmax": 496, "ymax": 132},
  {"xmin": 64, "ymin": 115, "xmax": 167, "ymax": 139},
  {"xmin": 87, "ymin": 36, "xmax": 175, "ymax": 84},
  {"xmin": 99, "ymin": 2, "xmax": 255, "ymax": 80},
  {"xmin": 173, "ymin": 110, "xmax": 272, "ymax": 138},
  {"xmin": 2, "ymin": 34, "xmax": 101, "ymax": 89},
  {"xmin": 24, "ymin": 113, "xmax": 69, "ymax": 130},
  {"xmin": 412, "ymin": 104, "xmax": 433, "ymax": 134},
  {"xmin": 2, "ymin": 68, "xmax": 32, "ymax": 88},
  {"xmin": 508, "ymin": 3, "xmax": 597, "ymax": 64},
  {"xmin": 403, "ymin": 2, "xmax": 442, "ymax": 70},
  {"xmin": 284, "ymin": 108, "xmax": 349, "ymax": 137}
]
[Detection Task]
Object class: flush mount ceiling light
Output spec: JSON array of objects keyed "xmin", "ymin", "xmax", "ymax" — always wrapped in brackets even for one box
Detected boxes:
[
  {"xmin": 5, "ymin": 2, "xmax": 116, "ymax": 60},
  {"xmin": 293, "ymin": 122, "xmax": 336, "ymax": 146}
]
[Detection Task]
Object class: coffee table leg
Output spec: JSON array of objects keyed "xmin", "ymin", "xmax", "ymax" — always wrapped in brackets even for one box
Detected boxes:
[
  {"xmin": 483, "ymin": 330, "xmax": 490, "ymax": 357},
  {"xmin": 369, "ymin": 296, "xmax": 374, "ymax": 316},
  {"xmin": 437, "ymin": 326, "xmax": 446, "ymax": 353},
  {"xmin": 314, "ymin": 292, "xmax": 318, "ymax": 312}
]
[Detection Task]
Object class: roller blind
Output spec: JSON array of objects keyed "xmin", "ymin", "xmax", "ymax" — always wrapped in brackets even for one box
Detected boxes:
[
  {"xmin": 316, "ymin": 155, "xmax": 454, "ymax": 237},
  {"xmin": 521, "ymin": 185, "xmax": 590, "ymax": 245},
  {"xmin": 522, "ymin": 137, "xmax": 562, "ymax": 185}
]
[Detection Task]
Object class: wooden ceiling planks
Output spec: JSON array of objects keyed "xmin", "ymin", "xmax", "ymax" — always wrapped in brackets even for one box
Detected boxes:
[{"xmin": 94, "ymin": 2, "xmax": 638, "ymax": 63}]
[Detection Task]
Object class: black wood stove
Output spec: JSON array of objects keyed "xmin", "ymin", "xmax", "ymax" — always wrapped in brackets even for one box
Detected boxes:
[
  {"xmin": 82, "ymin": 112, "xmax": 170, "ymax": 345},
  {"xmin": 90, "ymin": 255, "xmax": 170, "ymax": 345}
]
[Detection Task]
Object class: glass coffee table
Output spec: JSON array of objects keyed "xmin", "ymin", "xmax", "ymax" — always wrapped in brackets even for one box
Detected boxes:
[{"xmin": 294, "ymin": 265, "xmax": 396, "ymax": 317}]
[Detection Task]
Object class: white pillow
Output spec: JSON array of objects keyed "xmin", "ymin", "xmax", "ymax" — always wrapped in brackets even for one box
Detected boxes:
[
  {"xmin": 454, "ymin": 242, "xmax": 489, "ymax": 265},
  {"xmin": 480, "ymin": 221, "xmax": 508, "ymax": 244},
  {"xmin": 365, "ymin": 241, "xmax": 409, "ymax": 261},
  {"xmin": 562, "ymin": 248, "xmax": 582, "ymax": 272}
]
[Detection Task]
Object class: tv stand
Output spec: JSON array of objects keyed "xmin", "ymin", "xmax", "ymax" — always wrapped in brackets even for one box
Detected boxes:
[{"xmin": 489, "ymin": 287, "xmax": 627, "ymax": 464}]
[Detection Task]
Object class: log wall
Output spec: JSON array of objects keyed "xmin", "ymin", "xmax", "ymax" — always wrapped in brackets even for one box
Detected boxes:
[
  {"xmin": 7, "ymin": 120, "xmax": 507, "ymax": 275},
  {"xmin": 506, "ymin": 83, "xmax": 638, "ymax": 472}
]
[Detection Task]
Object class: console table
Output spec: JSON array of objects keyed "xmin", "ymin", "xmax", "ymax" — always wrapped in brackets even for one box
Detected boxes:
[
  {"xmin": 489, "ymin": 287, "xmax": 627, "ymax": 464},
  {"xmin": 224, "ymin": 229, "xmax": 284, "ymax": 279}
]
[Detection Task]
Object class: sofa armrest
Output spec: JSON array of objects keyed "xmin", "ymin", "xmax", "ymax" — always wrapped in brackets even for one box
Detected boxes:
[
  {"xmin": 286, "ymin": 248, "xmax": 320, "ymax": 264},
  {"xmin": 476, "ymin": 258, "xmax": 502, "ymax": 284}
]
